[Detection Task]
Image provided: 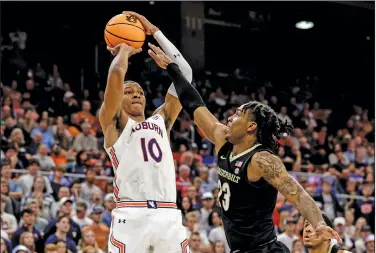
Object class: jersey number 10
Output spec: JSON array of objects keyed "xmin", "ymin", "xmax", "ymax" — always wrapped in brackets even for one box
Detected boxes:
[
  {"xmin": 218, "ymin": 180, "xmax": 231, "ymax": 211},
  {"xmin": 140, "ymin": 138, "xmax": 162, "ymax": 162}
]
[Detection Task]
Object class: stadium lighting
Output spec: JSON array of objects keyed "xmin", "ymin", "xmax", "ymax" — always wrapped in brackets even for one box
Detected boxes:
[{"xmin": 295, "ymin": 21, "xmax": 314, "ymax": 30}]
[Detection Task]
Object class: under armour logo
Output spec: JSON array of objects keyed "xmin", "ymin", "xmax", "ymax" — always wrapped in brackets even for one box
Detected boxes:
[
  {"xmin": 118, "ymin": 219, "xmax": 126, "ymax": 223},
  {"xmin": 173, "ymin": 54, "xmax": 180, "ymax": 58},
  {"xmin": 147, "ymin": 200, "xmax": 157, "ymax": 209},
  {"xmin": 125, "ymin": 14, "xmax": 137, "ymax": 23}
]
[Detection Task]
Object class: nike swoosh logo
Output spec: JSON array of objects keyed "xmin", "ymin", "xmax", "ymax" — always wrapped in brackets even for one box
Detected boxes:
[{"xmin": 220, "ymin": 155, "xmax": 226, "ymax": 159}]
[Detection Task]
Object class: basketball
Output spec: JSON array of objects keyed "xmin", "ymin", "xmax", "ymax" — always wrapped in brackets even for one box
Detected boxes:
[{"xmin": 104, "ymin": 13, "xmax": 146, "ymax": 49}]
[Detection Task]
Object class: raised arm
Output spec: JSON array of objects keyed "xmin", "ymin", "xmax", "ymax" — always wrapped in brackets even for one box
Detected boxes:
[
  {"xmin": 99, "ymin": 43, "xmax": 141, "ymax": 147},
  {"xmin": 147, "ymin": 44, "xmax": 227, "ymax": 152},
  {"xmin": 251, "ymin": 151, "xmax": 342, "ymax": 242},
  {"xmin": 127, "ymin": 12, "xmax": 192, "ymax": 132}
]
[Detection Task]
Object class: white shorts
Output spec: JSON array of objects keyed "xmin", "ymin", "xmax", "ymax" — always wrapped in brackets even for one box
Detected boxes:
[{"xmin": 108, "ymin": 200, "xmax": 189, "ymax": 253}]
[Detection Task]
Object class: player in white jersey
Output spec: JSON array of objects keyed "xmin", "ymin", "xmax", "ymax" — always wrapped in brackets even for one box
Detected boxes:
[{"xmin": 99, "ymin": 12, "xmax": 192, "ymax": 253}]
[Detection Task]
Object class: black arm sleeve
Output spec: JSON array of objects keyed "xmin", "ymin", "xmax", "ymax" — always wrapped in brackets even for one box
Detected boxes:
[{"xmin": 166, "ymin": 63, "xmax": 205, "ymax": 117}]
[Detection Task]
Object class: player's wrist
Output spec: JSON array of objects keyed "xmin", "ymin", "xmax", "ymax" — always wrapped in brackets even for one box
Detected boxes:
[
  {"xmin": 150, "ymin": 26, "xmax": 160, "ymax": 35},
  {"xmin": 315, "ymin": 221, "xmax": 327, "ymax": 229}
]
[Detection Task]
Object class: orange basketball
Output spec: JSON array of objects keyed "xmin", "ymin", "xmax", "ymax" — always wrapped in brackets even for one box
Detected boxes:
[{"xmin": 104, "ymin": 13, "xmax": 146, "ymax": 49}]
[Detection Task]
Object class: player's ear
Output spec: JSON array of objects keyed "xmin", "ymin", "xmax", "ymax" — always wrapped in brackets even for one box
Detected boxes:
[{"xmin": 247, "ymin": 122, "xmax": 257, "ymax": 133}]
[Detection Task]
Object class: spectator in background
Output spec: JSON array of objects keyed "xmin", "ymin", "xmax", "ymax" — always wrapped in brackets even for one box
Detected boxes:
[
  {"xmin": 72, "ymin": 122, "xmax": 97, "ymax": 152},
  {"xmin": 277, "ymin": 217, "xmax": 300, "ymax": 252},
  {"xmin": 12, "ymin": 209, "xmax": 41, "ymax": 250},
  {"xmin": 212, "ymin": 241, "xmax": 226, "ymax": 253},
  {"xmin": 0, "ymin": 238, "xmax": 9, "ymax": 253},
  {"xmin": 352, "ymin": 183, "xmax": 374, "ymax": 226},
  {"xmin": 101, "ymin": 193, "xmax": 115, "ymax": 228},
  {"xmin": 26, "ymin": 132, "xmax": 42, "ymax": 155},
  {"xmin": 20, "ymin": 199, "xmax": 48, "ymax": 232},
  {"xmin": 333, "ymin": 217, "xmax": 354, "ymax": 250},
  {"xmin": 77, "ymin": 101, "xmax": 96, "ymax": 127},
  {"xmin": 49, "ymin": 166, "xmax": 71, "ymax": 200},
  {"xmin": 0, "ymin": 178, "xmax": 19, "ymax": 218},
  {"xmin": 189, "ymin": 232, "xmax": 202, "ymax": 253},
  {"xmin": 1, "ymin": 162, "xmax": 23, "ymax": 200},
  {"xmin": 10, "ymin": 245, "xmax": 30, "ymax": 253},
  {"xmin": 176, "ymin": 165, "xmax": 192, "ymax": 197},
  {"xmin": 32, "ymin": 144, "xmax": 55, "ymax": 171},
  {"xmin": 186, "ymin": 186, "xmax": 201, "ymax": 210},
  {"xmin": 80, "ymin": 168, "xmax": 102, "ymax": 203},
  {"xmin": 71, "ymin": 201, "xmax": 93, "ymax": 229},
  {"xmin": 44, "ymin": 197, "xmax": 81, "ymax": 244},
  {"xmin": 1, "ymin": 194, "xmax": 18, "ymax": 238},
  {"xmin": 199, "ymin": 192, "xmax": 214, "ymax": 233},
  {"xmin": 355, "ymin": 225, "xmax": 372, "ymax": 253},
  {"xmin": 198, "ymin": 166, "xmax": 217, "ymax": 195},
  {"xmin": 185, "ymin": 211, "xmax": 210, "ymax": 251},
  {"xmin": 20, "ymin": 175, "xmax": 55, "ymax": 219},
  {"xmin": 208, "ymin": 212, "xmax": 230, "ymax": 253},
  {"xmin": 45, "ymin": 215, "xmax": 77, "ymax": 253},
  {"xmin": 4, "ymin": 144, "xmax": 25, "ymax": 170},
  {"xmin": 17, "ymin": 159, "xmax": 53, "ymax": 196},
  {"xmin": 18, "ymin": 231, "xmax": 36, "ymax": 253},
  {"xmin": 81, "ymin": 207, "xmax": 109, "ymax": 251},
  {"xmin": 30, "ymin": 119, "xmax": 54, "ymax": 151},
  {"xmin": 314, "ymin": 178, "xmax": 343, "ymax": 221},
  {"xmin": 77, "ymin": 229, "xmax": 104, "ymax": 253},
  {"xmin": 44, "ymin": 244, "xmax": 59, "ymax": 253},
  {"xmin": 365, "ymin": 234, "xmax": 374, "ymax": 253},
  {"xmin": 291, "ymin": 239, "xmax": 305, "ymax": 253}
]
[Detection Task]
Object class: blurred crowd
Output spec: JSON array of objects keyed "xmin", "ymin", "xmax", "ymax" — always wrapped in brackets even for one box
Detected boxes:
[{"xmin": 0, "ymin": 29, "xmax": 375, "ymax": 253}]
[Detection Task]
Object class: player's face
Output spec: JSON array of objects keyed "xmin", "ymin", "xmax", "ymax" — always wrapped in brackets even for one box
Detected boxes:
[
  {"xmin": 122, "ymin": 82, "xmax": 146, "ymax": 117},
  {"xmin": 225, "ymin": 105, "xmax": 256, "ymax": 144},
  {"xmin": 303, "ymin": 219, "xmax": 326, "ymax": 248}
]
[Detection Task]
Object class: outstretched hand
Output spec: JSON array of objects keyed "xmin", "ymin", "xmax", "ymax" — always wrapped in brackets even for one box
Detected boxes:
[
  {"xmin": 147, "ymin": 42, "xmax": 173, "ymax": 69},
  {"xmin": 122, "ymin": 11, "xmax": 159, "ymax": 35},
  {"xmin": 315, "ymin": 224, "xmax": 342, "ymax": 243},
  {"xmin": 106, "ymin": 43, "xmax": 142, "ymax": 57}
]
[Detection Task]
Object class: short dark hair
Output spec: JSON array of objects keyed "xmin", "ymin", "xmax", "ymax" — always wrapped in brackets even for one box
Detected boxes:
[
  {"xmin": 242, "ymin": 101, "xmax": 294, "ymax": 153},
  {"xmin": 191, "ymin": 231, "xmax": 200, "ymax": 237},
  {"xmin": 56, "ymin": 215, "xmax": 70, "ymax": 223},
  {"xmin": 22, "ymin": 208, "xmax": 35, "ymax": 216}
]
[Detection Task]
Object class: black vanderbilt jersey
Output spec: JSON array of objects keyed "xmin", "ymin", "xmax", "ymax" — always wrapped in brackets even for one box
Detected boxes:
[{"xmin": 217, "ymin": 142, "xmax": 278, "ymax": 251}]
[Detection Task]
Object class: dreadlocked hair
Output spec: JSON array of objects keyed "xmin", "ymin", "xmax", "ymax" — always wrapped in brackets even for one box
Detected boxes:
[{"xmin": 242, "ymin": 101, "xmax": 294, "ymax": 153}]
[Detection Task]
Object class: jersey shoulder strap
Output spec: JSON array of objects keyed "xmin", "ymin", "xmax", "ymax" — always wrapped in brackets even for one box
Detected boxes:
[{"xmin": 218, "ymin": 142, "xmax": 233, "ymax": 157}]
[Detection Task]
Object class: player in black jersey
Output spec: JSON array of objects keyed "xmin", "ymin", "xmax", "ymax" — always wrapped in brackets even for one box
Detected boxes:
[{"xmin": 147, "ymin": 44, "xmax": 342, "ymax": 252}]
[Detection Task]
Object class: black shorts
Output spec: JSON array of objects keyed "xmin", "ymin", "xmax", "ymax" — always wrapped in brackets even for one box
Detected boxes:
[{"xmin": 231, "ymin": 240, "xmax": 290, "ymax": 253}]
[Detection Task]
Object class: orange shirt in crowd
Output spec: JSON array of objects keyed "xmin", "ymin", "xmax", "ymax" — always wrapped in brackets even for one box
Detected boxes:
[
  {"xmin": 51, "ymin": 153, "xmax": 67, "ymax": 166},
  {"xmin": 82, "ymin": 224, "xmax": 110, "ymax": 250}
]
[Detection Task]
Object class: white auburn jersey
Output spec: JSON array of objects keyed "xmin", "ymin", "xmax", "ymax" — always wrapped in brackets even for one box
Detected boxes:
[{"xmin": 105, "ymin": 114, "xmax": 176, "ymax": 203}]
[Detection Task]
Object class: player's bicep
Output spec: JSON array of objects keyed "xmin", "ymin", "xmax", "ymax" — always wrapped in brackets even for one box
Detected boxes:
[
  {"xmin": 252, "ymin": 151, "xmax": 303, "ymax": 204},
  {"xmin": 193, "ymin": 107, "xmax": 227, "ymax": 152},
  {"xmin": 153, "ymin": 93, "xmax": 182, "ymax": 131}
]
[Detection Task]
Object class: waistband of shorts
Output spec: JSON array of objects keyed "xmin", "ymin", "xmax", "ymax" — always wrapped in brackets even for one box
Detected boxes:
[{"xmin": 116, "ymin": 200, "xmax": 177, "ymax": 209}]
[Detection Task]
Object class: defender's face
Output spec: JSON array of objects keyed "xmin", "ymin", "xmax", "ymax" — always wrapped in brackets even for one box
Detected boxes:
[
  {"xmin": 303, "ymin": 219, "xmax": 326, "ymax": 248},
  {"xmin": 225, "ymin": 105, "xmax": 256, "ymax": 144},
  {"xmin": 122, "ymin": 82, "xmax": 146, "ymax": 117}
]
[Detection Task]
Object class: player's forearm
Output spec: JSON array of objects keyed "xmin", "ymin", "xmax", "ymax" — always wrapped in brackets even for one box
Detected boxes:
[
  {"xmin": 154, "ymin": 31, "xmax": 192, "ymax": 82},
  {"xmin": 166, "ymin": 63, "xmax": 205, "ymax": 117},
  {"xmin": 296, "ymin": 191, "xmax": 326, "ymax": 229},
  {"xmin": 104, "ymin": 45, "xmax": 130, "ymax": 110},
  {"xmin": 109, "ymin": 45, "xmax": 130, "ymax": 78}
]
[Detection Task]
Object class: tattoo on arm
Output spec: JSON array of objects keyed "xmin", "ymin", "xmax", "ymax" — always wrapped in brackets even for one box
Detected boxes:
[{"xmin": 255, "ymin": 152, "xmax": 325, "ymax": 229}]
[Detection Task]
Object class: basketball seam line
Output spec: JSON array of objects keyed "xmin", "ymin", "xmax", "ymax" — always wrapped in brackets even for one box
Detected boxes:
[
  {"xmin": 107, "ymin": 22, "xmax": 146, "ymax": 33},
  {"xmin": 104, "ymin": 33, "xmax": 114, "ymax": 47},
  {"xmin": 105, "ymin": 29, "xmax": 145, "ymax": 43}
]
